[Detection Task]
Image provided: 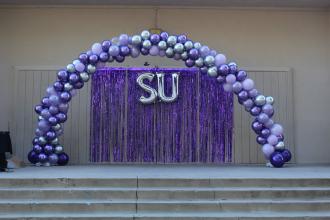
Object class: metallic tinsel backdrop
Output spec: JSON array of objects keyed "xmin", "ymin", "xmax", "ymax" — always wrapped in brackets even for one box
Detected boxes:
[{"xmin": 90, "ymin": 67, "xmax": 233, "ymax": 163}]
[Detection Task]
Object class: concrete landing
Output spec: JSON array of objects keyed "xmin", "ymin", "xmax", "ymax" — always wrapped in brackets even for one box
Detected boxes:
[{"xmin": 1, "ymin": 165, "xmax": 330, "ymax": 179}]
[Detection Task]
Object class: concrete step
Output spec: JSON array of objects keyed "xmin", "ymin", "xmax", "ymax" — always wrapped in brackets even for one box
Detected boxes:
[
  {"xmin": 0, "ymin": 187, "xmax": 330, "ymax": 200},
  {"xmin": 1, "ymin": 211, "xmax": 330, "ymax": 220},
  {"xmin": 1, "ymin": 178, "xmax": 330, "ymax": 188},
  {"xmin": 0, "ymin": 200, "xmax": 329, "ymax": 213}
]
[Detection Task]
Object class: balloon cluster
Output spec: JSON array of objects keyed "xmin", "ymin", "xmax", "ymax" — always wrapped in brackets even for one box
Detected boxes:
[{"xmin": 29, "ymin": 30, "xmax": 291, "ymax": 167}]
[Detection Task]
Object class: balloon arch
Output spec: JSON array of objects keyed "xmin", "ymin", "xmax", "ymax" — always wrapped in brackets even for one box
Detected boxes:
[{"xmin": 29, "ymin": 30, "xmax": 292, "ymax": 168}]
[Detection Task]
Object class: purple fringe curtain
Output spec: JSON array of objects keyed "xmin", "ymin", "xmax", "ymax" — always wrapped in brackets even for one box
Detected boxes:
[{"xmin": 90, "ymin": 67, "xmax": 233, "ymax": 164}]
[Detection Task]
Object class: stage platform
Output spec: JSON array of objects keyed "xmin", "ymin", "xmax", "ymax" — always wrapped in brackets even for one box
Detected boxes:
[
  {"xmin": 1, "ymin": 164, "xmax": 330, "ymax": 179},
  {"xmin": 1, "ymin": 165, "xmax": 330, "ymax": 219}
]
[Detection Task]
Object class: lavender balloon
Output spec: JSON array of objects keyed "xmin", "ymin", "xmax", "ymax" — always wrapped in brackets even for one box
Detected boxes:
[{"xmin": 262, "ymin": 144, "xmax": 275, "ymax": 159}]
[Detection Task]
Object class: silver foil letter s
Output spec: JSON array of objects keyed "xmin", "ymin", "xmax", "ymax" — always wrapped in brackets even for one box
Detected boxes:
[{"xmin": 136, "ymin": 72, "xmax": 158, "ymax": 104}]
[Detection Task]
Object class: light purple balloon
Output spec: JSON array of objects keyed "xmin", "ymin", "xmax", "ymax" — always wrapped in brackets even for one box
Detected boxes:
[
  {"xmin": 74, "ymin": 61, "xmax": 85, "ymax": 73},
  {"xmin": 267, "ymin": 134, "xmax": 279, "ymax": 146},
  {"xmin": 174, "ymin": 53, "xmax": 181, "ymax": 60},
  {"xmin": 58, "ymin": 103, "xmax": 69, "ymax": 113},
  {"xmin": 91, "ymin": 43, "xmax": 103, "ymax": 55},
  {"xmin": 109, "ymin": 45, "xmax": 120, "ymax": 56},
  {"xmin": 248, "ymin": 89, "xmax": 259, "ymax": 98},
  {"xmin": 243, "ymin": 99, "xmax": 254, "ymax": 109},
  {"xmin": 223, "ymin": 83, "xmax": 233, "ymax": 92},
  {"xmin": 49, "ymin": 95, "xmax": 60, "ymax": 106},
  {"xmin": 41, "ymin": 109, "xmax": 51, "ymax": 119},
  {"xmin": 46, "ymin": 86, "xmax": 56, "ymax": 96},
  {"xmin": 262, "ymin": 144, "xmax": 275, "ymax": 159},
  {"xmin": 159, "ymin": 50, "xmax": 166, "ymax": 57},
  {"xmin": 271, "ymin": 124, "xmax": 284, "ymax": 136},
  {"xmin": 232, "ymin": 82, "xmax": 242, "ymax": 93},
  {"xmin": 38, "ymin": 120, "xmax": 50, "ymax": 132},
  {"xmin": 119, "ymin": 34, "xmax": 129, "ymax": 46},
  {"xmin": 257, "ymin": 113, "xmax": 269, "ymax": 124},
  {"xmin": 149, "ymin": 45, "xmax": 159, "ymax": 56},
  {"xmin": 226, "ymin": 74, "xmax": 236, "ymax": 84},
  {"xmin": 215, "ymin": 54, "xmax": 227, "ymax": 67},
  {"xmin": 264, "ymin": 119, "xmax": 274, "ymax": 128},
  {"xmin": 49, "ymin": 153, "xmax": 58, "ymax": 165},
  {"xmin": 199, "ymin": 46, "xmax": 210, "ymax": 58},
  {"xmin": 262, "ymin": 104, "xmax": 274, "ymax": 116},
  {"xmin": 130, "ymin": 47, "xmax": 140, "ymax": 58},
  {"xmin": 242, "ymin": 78, "xmax": 255, "ymax": 91}
]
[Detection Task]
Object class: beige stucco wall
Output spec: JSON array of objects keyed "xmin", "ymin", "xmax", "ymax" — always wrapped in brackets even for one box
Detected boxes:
[{"xmin": 0, "ymin": 6, "xmax": 329, "ymax": 164}]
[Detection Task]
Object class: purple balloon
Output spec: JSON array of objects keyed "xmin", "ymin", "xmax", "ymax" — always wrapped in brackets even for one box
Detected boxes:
[
  {"xmin": 218, "ymin": 65, "xmax": 229, "ymax": 76},
  {"xmin": 57, "ymin": 70, "xmax": 68, "ymax": 82},
  {"xmin": 35, "ymin": 105, "xmax": 43, "ymax": 114},
  {"xmin": 115, "ymin": 55, "xmax": 125, "ymax": 63},
  {"xmin": 261, "ymin": 128, "xmax": 271, "ymax": 138},
  {"xmin": 58, "ymin": 103, "xmax": 69, "ymax": 113},
  {"xmin": 48, "ymin": 116, "xmax": 58, "ymax": 126},
  {"xmin": 258, "ymin": 113, "xmax": 269, "ymax": 124},
  {"xmin": 200, "ymin": 66, "xmax": 208, "ymax": 75},
  {"xmin": 28, "ymin": 150, "xmax": 39, "ymax": 164},
  {"xmin": 177, "ymin": 34, "xmax": 187, "ymax": 43},
  {"xmin": 242, "ymin": 78, "xmax": 255, "ymax": 91},
  {"xmin": 250, "ymin": 106, "xmax": 261, "ymax": 116},
  {"xmin": 78, "ymin": 53, "xmax": 89, "ymax": 64},
  {"xmin": 41, "ymin": 97, "xmax": 51, "ymax": 107},
  {"xmin": 188, "ymin": 49, "xmax": 199, "ymax": 60},
  {"xmin": 140, "ymin": 48, "xmax": 149, "ymax": 56},
  {"xmin": 238, "ymin": 90, "xmax": 249, "ymax": 101},
  {"xmin": 101, "ymin": 40, "xmax": 112, "ymax": 52},
  {"xmin": 252, "ymin": 120, "xmax": 263, "ymax": 133},
  {"xmin": 256, "ymin": 136, "xmax": 267, "ymax": 145},
  {"xmin": 33, "ymin": 144, "xmax": 43, "ymax": 154},
  {"xmin": 236, "ymin": 70, "xmax": 247, "ymax": 81},
  {"xmin": 73, "ymin": 81, "xmax": 84, "ymax": 89},
  {"xmin": 57, "ymin": 153, "xmax": 69, "ymax": 166},
  {"xmin": 264, "ymin": 119, "xmax": 274, "ymax": 128},
  {"xmin": 44, "ymin": 145, "xmax": 54, "ymax": 155},
  {"xmin": 229, "ymin": 63, "xmax": 238, "ymax": 75},
  {"xmin": 32, "ymin": 137, "xmax": 39, "ymax": 145},
  {"xmin": 35, "ymin": 128, "xmax": 44, "ymax": 137},
  {"xmin": 281, "ymin": 149, "xmax": 292, "ymax": 162},
  {"xmin": 150, "ymin": 34, "xmax": 160, "ymax": 44},
  {"xmin": 160, "ymin": 32, "xmax": 169, "ymax": 41},
  {"xmin": 60, "ymin": 92, "xmax": 71, "ymax": 103},
  {"xmin": 38, "ymin": 153, "xmax": 48, "ymax": 163},
  {"xmin": 99, "ymin": 52, "xmax": 109, "ymax": 62},
  {"xmin": 48, "ymin": 153, "xmax": 58, "ymax": 165},
  {"xmin": 46, "ymin": 131, "xmax": 56, "ymax": 140},
  {"xmin": 270, "ymin": 152, "xmax": 285, "ymax": 168},
  {"xmin": 69, "ymin": 74, "xmax": 79, "ymax": 84},
  {"xmin": 49, "ymin": 106, "xmax": 59, "ymax": 115},
  {"xmin": 56, "ymin": 113, "xmax": 67, "ymax": 123},
  {"xmin": 119, "ymin": 46, "xmax": 130, "ymax": 56},
  {"xmin": 88, "ymin": 54, "xmax": 98, "ymax": 65},
  {"xmin": 53, "ymin": 81, "xmax": 64, "ymax": 92},
  {"xmin": 185, "ymin": 59, "xmax": 195, "ymax": 67},
  {"xmin": 217, "ymin": 76, "xmax": 225, "ymax": 84}
]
